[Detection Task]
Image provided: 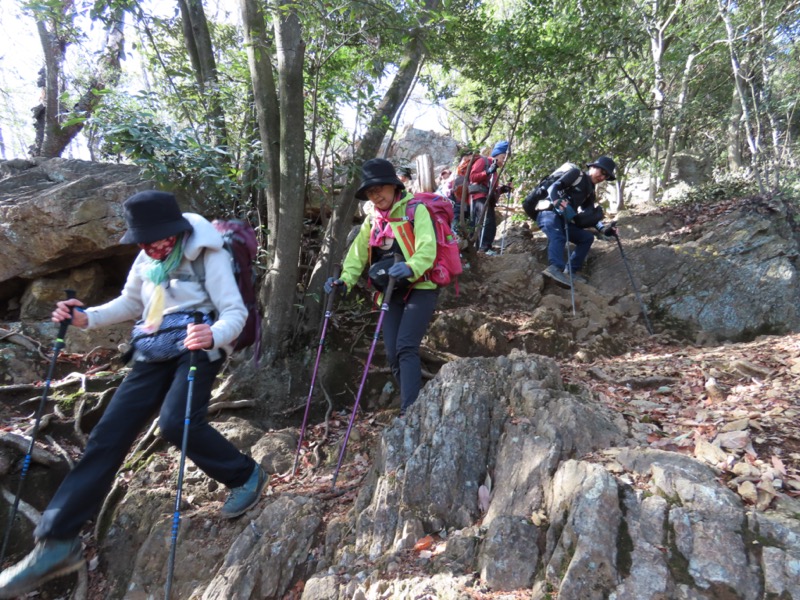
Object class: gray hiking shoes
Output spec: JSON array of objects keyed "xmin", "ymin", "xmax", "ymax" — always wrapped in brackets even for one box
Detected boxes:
[
  {"xmin": 0, "ymin": 537, "xmax": 84, "ymax": 599},
  {"xmin": 542, "ymin": 265, "xmax": 571, "ymax": 287},
  {"xmin": 221, "ymin": 463, "xmax": 268, "ymax": 519},
  {"xmin": 564, "ymin": 268, "xmax": 589, "ymax": 284},
  {"xmin": 542, "ymin": 265, "xmax": 590, "ymax": 286}
]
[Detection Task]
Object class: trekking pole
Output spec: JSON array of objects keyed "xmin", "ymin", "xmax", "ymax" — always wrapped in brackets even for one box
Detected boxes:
[
  {"xmin": 614, "ymin": 234, "xmax": 654, "ymax": 335},
  {"xmin": 165, "ymin": 311, "xmax": 204, "ymax": 600},
  {"xmin": 500, "ymin": 178, "xmax": 513, "ymax": 255},
  {"xmin": 475, "ymin": 168, "xmax": 499, "ymax": 250},
  {"xmin": 1, "ymin": 290, "xmax": 75, "ymax": 564},
  {"xmin": 563, "ymin": 217, "xmax": 576, "ymax": 316},
  {"xmin": 331, "ymin": 256, "xmax": 400, "ymax": 491},
  {"xmin": 292, "ymin": 264, "xmax": 342, "ymax": 477},
  {"xmin": 553, "ymin": 196, "xmax": 577, "ymax": 317}
]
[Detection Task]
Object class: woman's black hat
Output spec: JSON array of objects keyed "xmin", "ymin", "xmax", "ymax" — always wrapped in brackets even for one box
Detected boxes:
[
  {"xmin": 355, "ymin": 158, "xmax": 405, "ymax": 200},
  {"xmin": 119, "ymin": 191, "xmax": 193, "ymax": 244}
]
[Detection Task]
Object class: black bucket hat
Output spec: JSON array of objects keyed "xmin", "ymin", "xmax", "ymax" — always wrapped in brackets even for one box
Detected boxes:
[
  {"xmin": 587, "ymin": 156, "xmax": 617, "ymax": 181},
  {"xmin": 355, "ymin": 158, "xmax": 405, "ymax": 200},
  {"xmin": 119, "ymin": 191, "xmax": 193, "ymax": 244}
]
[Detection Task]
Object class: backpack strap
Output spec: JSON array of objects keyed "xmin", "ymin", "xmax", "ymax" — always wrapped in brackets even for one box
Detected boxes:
[{"xmin": 190, "ymin": 248, "xmax": 207, "ymax": 285}]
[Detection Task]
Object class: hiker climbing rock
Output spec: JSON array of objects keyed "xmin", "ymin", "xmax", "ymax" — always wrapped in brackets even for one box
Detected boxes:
[
  {"xmin": 325, "ymin": 158, "xmax": 439, "ymax": 416},
  {"xmin": 533, "ymin": 156, "xmax": 619, "ymax": 287},
  {"xmin": 466, "ymin": 140, "xmax": 512, "ymax": 254},
  {"xmin": 0, "ymin": 191, "xmax": 267, "ymax": 599}
]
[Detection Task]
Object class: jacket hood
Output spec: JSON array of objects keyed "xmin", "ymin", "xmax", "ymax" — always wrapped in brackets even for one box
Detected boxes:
[{"xmin": 181, "ymin": 213, "xmax": 224, "ymax": 260}]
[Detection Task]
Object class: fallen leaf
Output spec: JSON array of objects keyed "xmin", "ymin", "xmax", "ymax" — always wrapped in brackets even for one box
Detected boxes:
[
  {"xmin": 771, "ymin": 455, "xmax": 787, "ymax": 476},
  {"xmin": 414, "ymin": 535, "xmax": 434, "ymax": 552}
]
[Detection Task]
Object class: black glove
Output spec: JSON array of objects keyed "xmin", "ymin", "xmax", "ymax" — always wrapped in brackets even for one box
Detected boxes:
[
  {"xmin": 487, "ymin": 163, "xmax": 498, "ymax": 174},
  {"xmin": 324, "ymin": 277, "xmax": 347, "ymax": 294},
  {"xmin": 598, "ymin": 220, "xmax": 618, "ymax": 237},
  {"xmin": 498, "ymin": 184, "xmax": 512, "ymax": 195}
]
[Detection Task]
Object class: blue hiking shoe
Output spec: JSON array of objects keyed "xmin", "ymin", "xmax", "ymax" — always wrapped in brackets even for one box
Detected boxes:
[
  {"xmin": 220, "ymin": 464, "xmax": 268, "ymax": 519},
  {"xmin": 0, "ymin": 537, "xmax": 84, "ymax": 599}
]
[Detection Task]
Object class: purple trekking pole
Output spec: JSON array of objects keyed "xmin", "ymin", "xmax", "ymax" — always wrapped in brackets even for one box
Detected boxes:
[
  {"xmin": 292, "ymin": 265, "xmax": 342, "ymax": 477},
  {"xmin": 331, "ymin": 257, "xmax": 400, "ymax": 490}
]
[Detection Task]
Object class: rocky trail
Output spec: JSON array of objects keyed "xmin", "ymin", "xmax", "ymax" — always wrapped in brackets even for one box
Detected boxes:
[{"xmin": 1, "ymin": 191, "xmax": 799, "ymax": 599}]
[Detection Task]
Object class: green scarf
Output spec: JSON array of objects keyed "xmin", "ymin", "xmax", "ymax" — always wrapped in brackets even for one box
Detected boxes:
[{"xmin": 141, "ymin": 235, "xmax": 186, "ymax": 332}]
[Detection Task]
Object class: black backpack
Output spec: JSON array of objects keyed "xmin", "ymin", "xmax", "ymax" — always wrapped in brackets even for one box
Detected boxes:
[{"xmin": 522, "ymin": 162, "xmax": 581, "ymax": 220}]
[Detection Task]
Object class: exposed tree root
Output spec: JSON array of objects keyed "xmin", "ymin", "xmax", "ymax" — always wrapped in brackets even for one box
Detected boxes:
[
  {"xmin": 0, "ymin": 486, "xmax": 41, "ymax": 526},
  {"xmin": 0, "ymin": 433, "xmax": 60, "ymax": 466}
]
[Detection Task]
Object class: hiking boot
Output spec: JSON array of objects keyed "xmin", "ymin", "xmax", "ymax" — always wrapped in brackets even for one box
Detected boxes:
[
  {"xmin": 220, "ymin": 463, "xmax": 268, "ymax": 519},
  {"xmin": 542, "ymin": 265, "xmax": 571, "ymax": 287},
  {"xmin": 564, "ymin": 269, "xmax": 589, "ymax": 285},
  {"xmin": 0, "ymin": 537, "xmax": 84, "ymax": 599}
]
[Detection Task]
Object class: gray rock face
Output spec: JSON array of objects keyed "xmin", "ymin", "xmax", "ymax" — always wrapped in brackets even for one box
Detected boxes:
[
  {"xmin": 385, "ymin": 126, "xmax": 459, "ymax": 174},
  {"xmin": 312, "ymin": 352, "xmax": 800, "ymax": 599},
  {"xmin": 592, "ymin": 197, "xmax": 800, "ymax": 341},
  {"xmin": 0, "ymin": 158, "xmax": 149, "ymax": 284}
]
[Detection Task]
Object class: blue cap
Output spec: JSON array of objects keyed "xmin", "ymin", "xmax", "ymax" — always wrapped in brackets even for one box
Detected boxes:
[{"xmin": 491, "ymin": 140, "xmax": 509, "ymax": 157}]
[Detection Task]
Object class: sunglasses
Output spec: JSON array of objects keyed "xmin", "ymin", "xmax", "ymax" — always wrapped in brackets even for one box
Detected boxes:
[{"xmin": 600, "ymin": 170, "xmax": 610, "ymax": 179}]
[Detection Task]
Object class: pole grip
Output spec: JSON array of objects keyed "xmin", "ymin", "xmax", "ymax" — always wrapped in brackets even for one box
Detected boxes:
[
  {"xmin": 193, "ymin": 311, "xmax": 204, "ymax": 325},
  {"xmin": 56, "ymin": 289, "xmax": 77, "ymax": 339},
  {"xmin": 382, "ymin": 254, "xmax": 402, "ymax": 305},
  {"xmin": 325, "ymin": 264, "xmax": 343, "ymax": 312}
]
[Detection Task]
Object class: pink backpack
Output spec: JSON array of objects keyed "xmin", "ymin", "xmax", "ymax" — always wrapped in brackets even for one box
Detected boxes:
[{"xmin": 405, "ymin": 193, "xmax": 463, "ymax": 291}]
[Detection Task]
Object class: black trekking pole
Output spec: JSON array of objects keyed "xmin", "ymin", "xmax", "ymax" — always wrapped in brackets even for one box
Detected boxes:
[
  {"xmin": 614, "ymin": 235, "xmax": 654, "ymax": 335},
  {"xmin": 331, "ymin": 256, "xmax": 400, "ymax": 491},
  {"xmin": 553, "ymin": 198, "xmax": 577, "ymax": 317},
  {"xmin": 0, "ymin": 290, "xmax": 76, "ymax": 564},
  {"xmin": 292, "ymin": 265, "xmax": 342, "ymax": 477},
  {"xmin": 500, "ymin": 178, "xmax": 513, "ymax": 255},
  {"xmin": 165, "ymin": 311, "xmax": 204, "ymax": 599},
  {"xmin": 475, "ymin": 167, "xmax": 499, "ymax": 250}
]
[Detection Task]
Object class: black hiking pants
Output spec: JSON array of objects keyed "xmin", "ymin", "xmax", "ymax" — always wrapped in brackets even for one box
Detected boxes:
[
  {"xmin": 382, "ymin": 288, "xmax": 439, "ymax": 412},
  {"xmin": 35, "ymin": 351, "xmax": 255, "ymax": 540}
]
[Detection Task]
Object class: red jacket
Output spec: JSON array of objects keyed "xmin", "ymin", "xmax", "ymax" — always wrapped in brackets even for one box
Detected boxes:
[{"xmin": 469, "ymin": 156, "xmax": 496, "ymax": 202}]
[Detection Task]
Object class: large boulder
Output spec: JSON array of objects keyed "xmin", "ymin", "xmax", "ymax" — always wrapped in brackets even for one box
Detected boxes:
[
  {"xmin": 0, "ymin": 158, "xmax": 151, "ymax": 285},
  {"xmin": 309, "ymin": 351, "xmax": 800, "ymax": 599},
  {"xmin": 590, "ymin": 196, "xmax": 800, "ymax": 341}
]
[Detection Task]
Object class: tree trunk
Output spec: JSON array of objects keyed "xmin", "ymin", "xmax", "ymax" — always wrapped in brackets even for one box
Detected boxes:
[
  {"xmin": 240, "ymin": 0, "xmax": 281, "ymax": 259},
  {"xmin": 34, "ymin": 4, "xmax": 125, "ymax": 158},
  {"xmin": 178, "ymin": 0, "xmax": 229, "ymax": 149},
  {"xmin": 718, "ymin": 0, "xmax": 765, "ymax": 193},
  {"xmin": 258, "ymin": 0, "xmax": 306, "ymax": 365},
  {"xmin": 301, "ymin": 0, "xmax": 442, "ymax": 334},
  {"xmin": 644, "ymin": 0, "xmax": 680, "ymax": 202},
  {"xmin": 727, "ymin": 87, "xmax": 743, "ymax": 170},
  {"xmin": 663, "ymin": 52, "xmax": 696, "ymax": 185},
  {"xmin": 35, "ymin": 17, "xmax": 67, "ymax": 158}
]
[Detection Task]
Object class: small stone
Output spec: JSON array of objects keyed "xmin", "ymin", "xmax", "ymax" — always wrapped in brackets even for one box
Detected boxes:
[
  {"xmin": 716, "ymin": 430, "xmax": 750, "ymax": 449},
  {"xmin": 695, "ymin": 439, "xmax": 728, "ymax": 465},
  {"xmin": 738, "ymin": 481, "xmax": 758, "ymax": 504},
  {"xmin": 721, "ymin": 418, "xmax": 749, "ymax": 432}
]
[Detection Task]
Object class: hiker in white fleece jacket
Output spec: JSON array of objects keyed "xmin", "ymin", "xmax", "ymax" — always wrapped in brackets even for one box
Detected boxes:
[{"xmin": 0, "ymin": 191, "xmax": 268, "ymax": 599}]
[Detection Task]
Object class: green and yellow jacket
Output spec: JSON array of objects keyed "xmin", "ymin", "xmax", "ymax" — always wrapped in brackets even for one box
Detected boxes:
[{"xmin": 341, "ymin": 192, "xmax": 437, "ymax": 292}]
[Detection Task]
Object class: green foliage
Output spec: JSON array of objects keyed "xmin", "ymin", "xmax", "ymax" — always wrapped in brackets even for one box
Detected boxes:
[
  {"xmin": 661, "ymin": 171, "xmax": 759, "ymax": 207},
  {"xmin": 91, "ymin": 90, "xmax": 263, "ymax": 215}
]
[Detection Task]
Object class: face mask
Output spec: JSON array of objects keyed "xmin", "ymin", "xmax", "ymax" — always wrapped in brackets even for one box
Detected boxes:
[{"xmin": 139, "ymin": 236, "xmax": 178, "ymax": 260}]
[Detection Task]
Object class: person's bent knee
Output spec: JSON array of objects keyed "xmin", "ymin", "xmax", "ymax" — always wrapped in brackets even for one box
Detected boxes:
[{"xmin": 158, "ymin": 413, "xmax": 184, "ymax": 444}]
